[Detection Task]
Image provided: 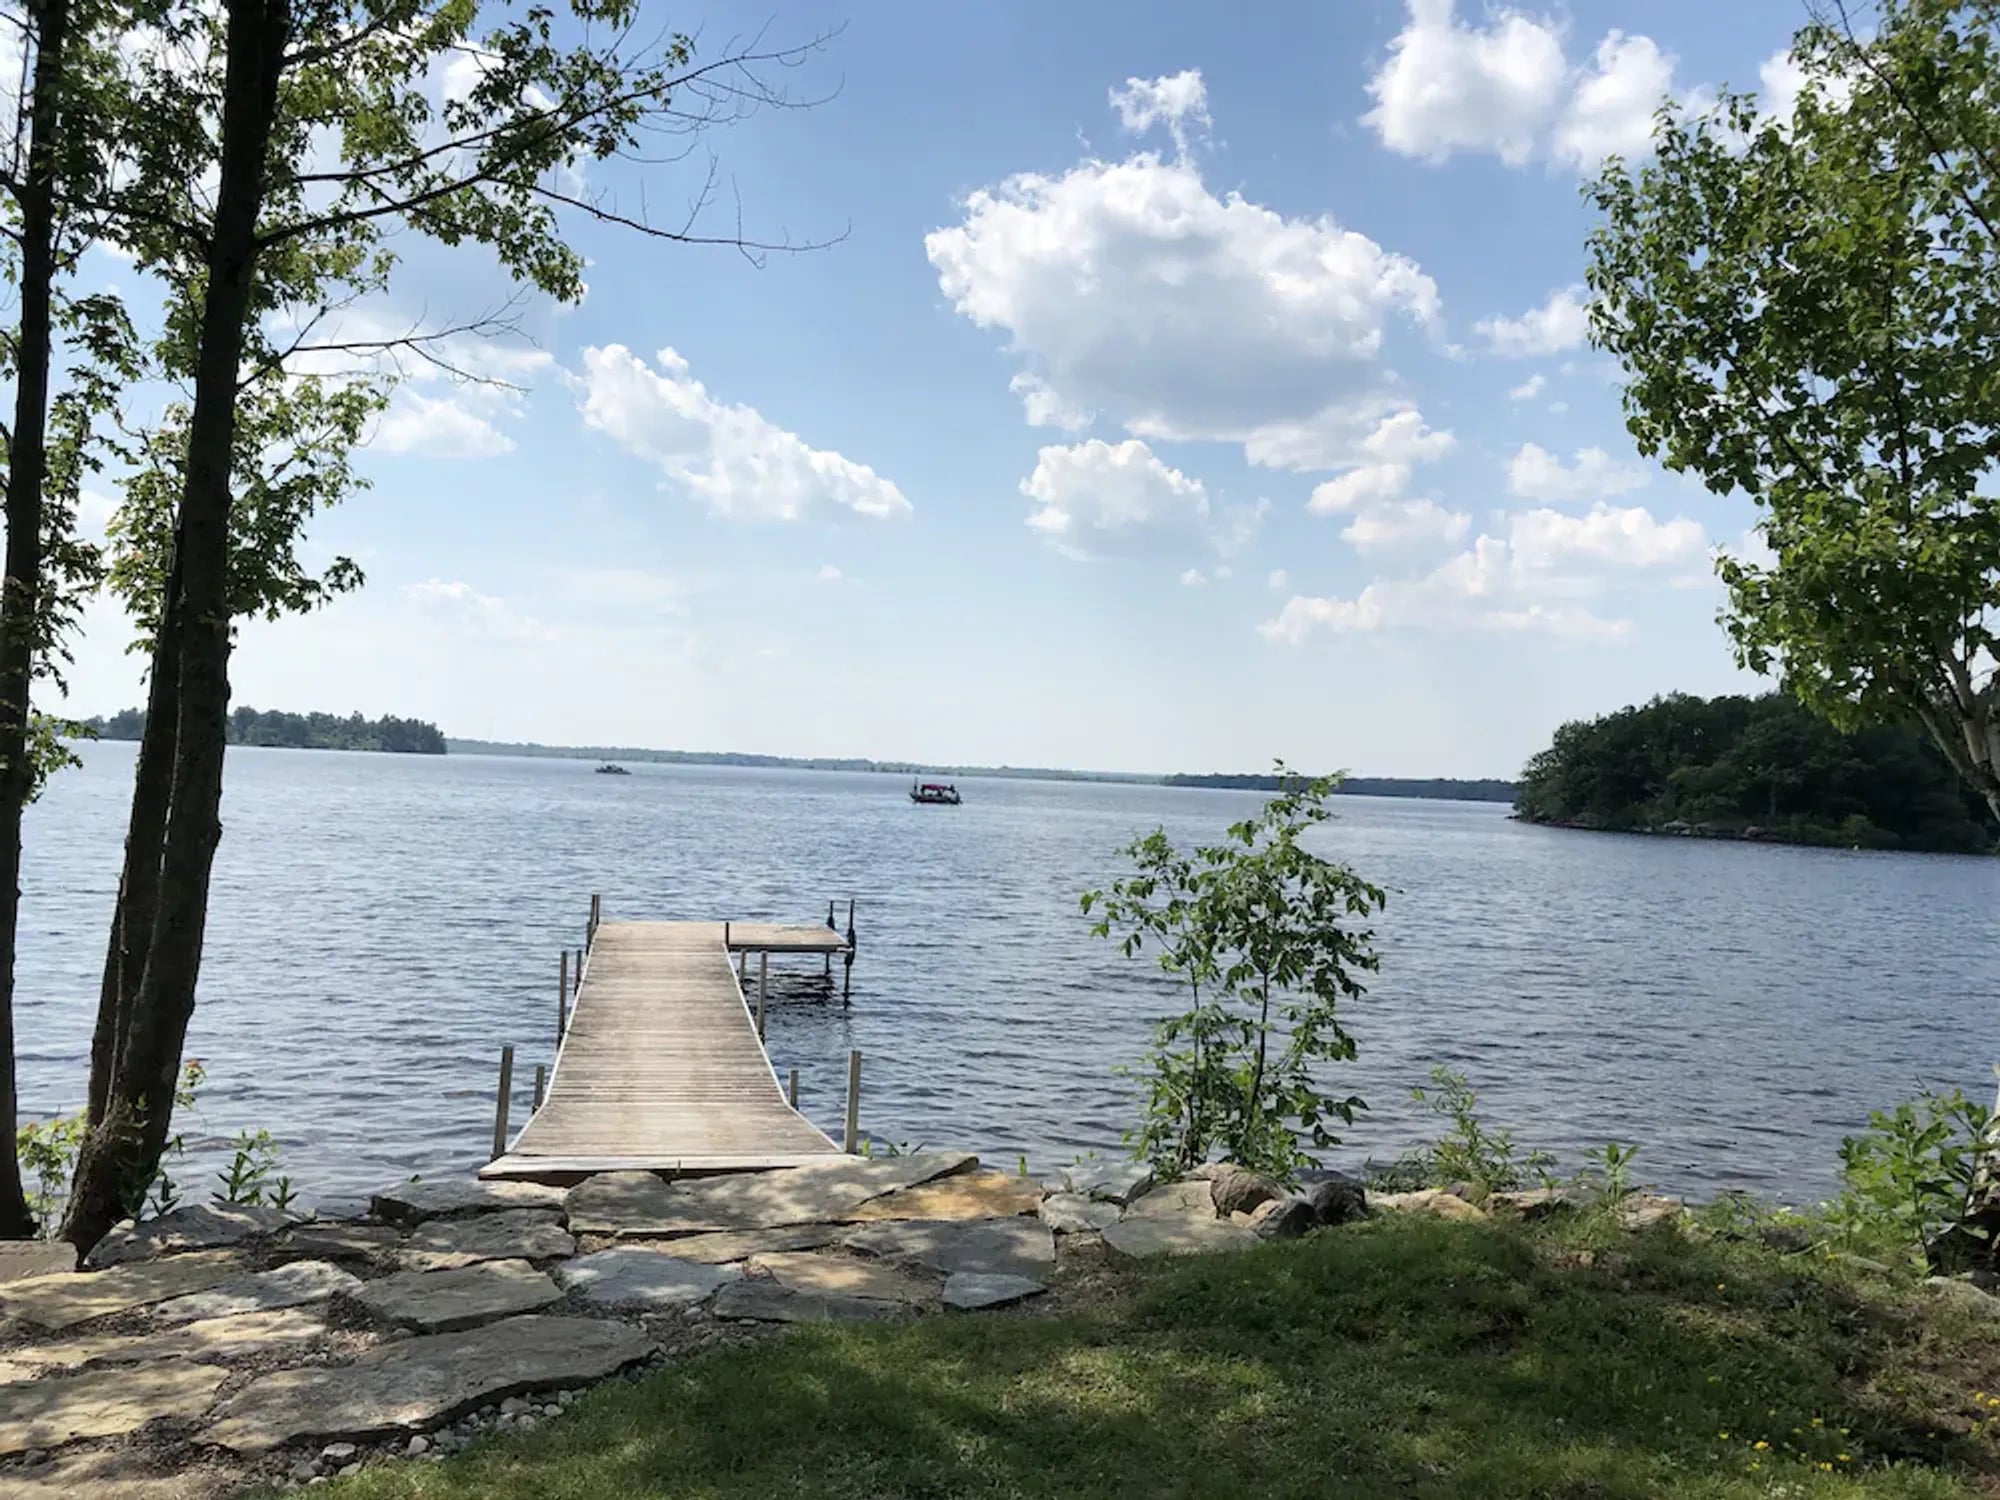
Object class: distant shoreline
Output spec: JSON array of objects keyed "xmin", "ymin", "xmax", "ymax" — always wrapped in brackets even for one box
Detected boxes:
[{"xmin": 448, "ymin": 739, "xmax": 1519, "ymax": 802}]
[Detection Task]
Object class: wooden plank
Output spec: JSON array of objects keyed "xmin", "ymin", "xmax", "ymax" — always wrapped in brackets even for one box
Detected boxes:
[{"xmin": 480, "ymin": 920, "xmax": 842, "ymax": 1179}]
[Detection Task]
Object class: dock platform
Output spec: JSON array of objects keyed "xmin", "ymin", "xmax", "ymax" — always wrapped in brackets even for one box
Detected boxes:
[{"xmin": 480, "ymin": 914, "xmax": 852, "ymax": 1182}]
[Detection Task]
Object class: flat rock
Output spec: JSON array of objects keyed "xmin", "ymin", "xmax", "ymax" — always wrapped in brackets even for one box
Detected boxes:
[
  {"xmin": 27, "ymin": 1307, "xmax": 327, "ymax": 1370},
  {"xmin": 750, "ymin": 1251, "xmax": 929, "ymax": 1303},
  {"xmin": 942, "ymin": 1272, "xmax": 1046, "ymax": 1311},
  {"xmin": 1102, "ymin": 1216, "xmax": 1258, "ymax": 1258},
  {"xmin": 86, "ymin": 1203, "xmax": 291, "ymax": 1268},
  {"xmin": 1039, "ymin": 1194, "xmax": 1121, "ymax": 1234},
  {"xmin": 566, "ymin": 1153, "xmax": 978, "ymax": 1236},
  {"xmin": 1371, "ymin": 1190, "xmax": 1489, "ymax": 1222},
  {"xmin": 272, "ymin": 1223, "xmax": 404, "ymax": 1261},
  {"xmin": 0, "ymin": 1242, "xmax": 75, "ymax": 1284},
  {"xmin": 648, "ymin": 1224, "xmax": 844, "ymax": 1263},
  {"xmin": 1125, "ymin": 1180, "xmax": 1218, "ymax": 1220},
  {"xmin": 368, "ymin": 1179, "xmax": 566, "ymax": 1225},
  {"xmin": 710, "ymin": 1279, "xmax": 909, "ymax": 1324},
  {"xmin": 1618, "ymin": 1195, "xmax": 1683, "ymax": 1231},
  {"xmin": 153, "ymin": 1260, "xmax": 359, "ymax": 1324},
  {"xmin": 847, "ymin": 1169, "xmax": 1040, "ymax": 1222},
  {"xmin": 1061, "ymin": 1160, "xmax": 1154, "ymax": 1205},
  {"xmin": 1924, "ymin": 1277, "xmax": 2000, "ymax": 1318},
  {"xmin": 0, "ymin": 1446, "xmax": 237, "ymax": 1499},
  {"xmin": 1488, "ymin": 1188, "xmax": 1575, "ymax": 1221},
  {"xmin": 0, "ymin": 1251, "xmax": 245, "ymax": 1331},
  {"xmin": 397, "ymin": 1210, "xmax": 575, "ymax": 1271},
  {"xmin": 0, "ymin": 1362, "xmax": 227, "ymax": 1455},
  {"xmin": 555, "ymin": 1249, "xmax": 742, "ymax": 1308},
  {"xmin": 348, "ymin": 1258, "xmax": 561, "ymax": 1332},
  {"xmin": 843, "ymin": 1218, "xmax": 1055, "ymax": 1280},
  {"xmin": 203, "ymin": 1314, "xmax": 649, "ymax": 1454}
]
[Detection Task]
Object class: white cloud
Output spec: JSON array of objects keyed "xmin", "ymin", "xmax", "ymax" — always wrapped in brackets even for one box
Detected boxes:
[
  {"xmin": 1340, "ymin": 498, "xmax": 1472, "ymax": 553},
  {"xmin": 1109, "ymin": 70, "xmax": 1211, "ymax": 154},
  {"xmin": 1756, "ymin": 48, "xmax": 1855, "ymax": 128},
  {"xmin": 1267, "ymin": 568, "xmax": 1289, "ymax": 591},
  {"xmin": 1308, "ymin": 463, "xmax": 1407, "ymax": 516},
  {"xmin": 371, "ymin": 392, "xmax": 514, "ymax": 458},
  {"xmin": 817, "ymin": 563, "xmax": 843, "ymax": 582},
  {"xmin": 1552, "ymin": 32, "xmax": 1676, "ymax": 170},
  {"xmin": 1505, "ymin": 442, "xmax": 1647, "ymax": 503},
  {"xmin": 1361, "ymin": 0, "xmax": 1568, "ymax": 167},
  {"xmin": 1507, "ymin": 503, "xmax": 1706, "ymax": 569},
  {"xmin": 1510, "ymin": 374, "xmax": 1546, "ymax": 401},
  {"xmin": 1179, "ymin": 567, "xmax": 1208, "ymax": 587},
  {"xmin": 576, "ymin": 345, "xmax": 912, "ymax": 522},
  {"xmin": 926, "ymin": 122, "xmax": 1439, "ymax": 466},
  {"xmin": 1478, "ymin": 286, "xmax": 1590, "ymax": 357},
  {"xmin": 1304, "ymin": 409, "xmax": 1455, "ymax": 514},
  {"xmin": 1213, "ymin": 498, "xmax": 1271, "ymax": 557},
  {"xmin": 404, "ymin": 578, "xmax": 556, "ymax": 641},
  {"xmin": 1019, "ymin": 438, "xmax": 1209, "ymax": 557}
]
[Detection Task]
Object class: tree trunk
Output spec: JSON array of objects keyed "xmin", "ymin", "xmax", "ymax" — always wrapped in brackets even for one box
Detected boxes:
[
  {"xmin": 62, "ymin": 0, "xmax": 289, "ymax": 1254},
  {"xmin": 84, "ymin": 560, "xmax": 181, "ymax": 1127},
  {"xmin": 0, "ymin": 0, "xmax": 74, "ymax": 1239}
]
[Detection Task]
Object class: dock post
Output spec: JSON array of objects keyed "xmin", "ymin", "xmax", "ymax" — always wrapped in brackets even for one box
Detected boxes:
[
  {"xmin": 756, "ymin": 953, "xmax": 769, "ymax": 1039},
  {"xmin": 827, "ymin": 900, "xmax": 836, "ymax": 930},
  {"xmin": 491, "ymin": 1045, "xmax": 515, "ymax": 1161},
  {"xmin": 737, "ymin": 947, "xmax": 748, "ymax": 985},
  {"xmin": 842, "ymin": 900, "xmax": 856, "ymax": 1005},
  {"xmin": 532, "ymin": 1064, "xmax": 547, "ymax": 1112},
  {"xmin": 573, "ymin": 948, "xmax": 583, "ymax": 997},
  {"xmin": 843, "ymin": 1048, "xmax": 862, "ymax": 1153},
  {"xmin": 588, "ymin": 894, "xmax": 601, "ymax": 949},
  {"xmin": 788, "ymin": 1067, "xmax": 799, "ymax": 1108},
  {"xmin": 558, "ymin": 951, "xmax": 568, "ymax": 1042},
  {"xmin": 724, "ymin": 920, "xmax": 730, "ymax": 951}
]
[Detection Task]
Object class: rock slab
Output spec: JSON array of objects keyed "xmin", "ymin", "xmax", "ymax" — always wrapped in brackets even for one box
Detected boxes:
[
  {"xmin": 648, "ymin": 1224, "xmax": 843, "ymax": 1264},
  {"xmin": 751, "ymin": 1251, "xmax": 928, "ymax": 1304},
  {"xmin": 556, "ymin": 1249, "xmax": 742, "ymax": 1308},
  {"xmin": 1102, "ymin": 1216, "xmax": 1258, "ymax": 1258},
  {"xmin": 1039, "ymin": 1194, "xmax": 1120, "ymax": 1235},
  {"xmin": 27, "ymin": 1308, "xmax": 328, "ymax": 1370},
  {"xmin": 1125, "ymin": 1180, "xmax": 1218, "ymax": 1220},
  {"xmin": 843, "ymin": 1218, "xmax": 1055, "ymax": 1280},
  {"xmin": 0, "ymin": 1242, "xmax": 74, "ymax": 1284},
  {"xmin": 711, "ymin": 1279, "xmax": 909, "ymax": 1324},
  {"xmin": 0, "ymin": 1251, "xmax": 245, "ymax": 1331},
  {"xmin": 348, "ymin": 1259, "xmax": 561, "ymax": 1332},
  {"xmin": 1060, "ymin": 1160, "xmax": 1154, "ymax": 1205},
  {"xmin": 566, "ymin": 1153, "xmax": 978, "ymax": 1236},
  {"xmin": 0, "ymin": 1363, "xmax": 226, "ymax": 1456},
  {"xmin": 1371, "ymin": 1190, "xmax": 1488, "ymax": 1223},
  {"xmin": 368, "ymin": 1180, "xmax": 566, "ymax": 1225},
  {"xmin": 203, "ymin": 1314, "xmax": 650, "ymax": 1454},
  {"xmin": 153, "ymin": 1260, "xmax": 359, "ymax": 1324},
  {"xmin": 847, "ymin": 1169, "xmax": 1040, "ymax": 1223},
  {"xmin": 273, "ymin": 1223, "xmax": 404, "ymax": 1261},
  {"xmin": 86, "ymin": 1203, "xmax": 291, "ymax": 1269},
  {"xmin": 397, "ymin": 1210, "xmax": 575, "ymax": 1271},
  {"xmin": 942, "ymin": 1272, "xmax": 1045, "ymax": 1311}
]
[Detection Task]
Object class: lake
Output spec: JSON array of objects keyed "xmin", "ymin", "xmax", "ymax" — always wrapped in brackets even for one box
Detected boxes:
[{"xmin": 17, "ymin": 743, "xmax": 1999, "ymax": 1210}]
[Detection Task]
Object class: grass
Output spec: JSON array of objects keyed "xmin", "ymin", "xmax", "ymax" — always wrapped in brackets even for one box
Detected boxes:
[{"xmin": 307, "ymin": 1212, "xmax": 2000, "ymax": 1500}]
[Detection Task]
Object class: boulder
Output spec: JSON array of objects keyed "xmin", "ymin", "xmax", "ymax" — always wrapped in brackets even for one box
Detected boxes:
[
  {"xmin": 348, "ymin": 1259, "xmax": 561, "ymax": 1332},
  {"xmin": 1203, "ymin": 1166, "xmax": 1281, "ymax": 1218},
  {"xmin": 1249, "ymin": 1197, "xmax": 1318, "ymax": 1240},
  {"xmin": 368, "ymin": 1180, "xmax": 566, "ymax": 1226},
  {"xmin": 0, "ymin": 1251, "xmax": 246, "ymax": 1331},
  {"xmin": 203, "ymin": 1315, "xmax": 649, "ymax": 1454},
  {"xmin": 1038, "ymin": 1194, "xmax": 1120, "ymax": 1235},
  {"xmin": 1369, "ymin": 1190, "xmax": 1488, "ymax": 1223},
  {"xmin": 85, "ymin": 1203, "xmax": 291, "ymax": 1268},
  {"xmin": 1924, "ymin": 1276, "xmax": 2000, "ymax": 1319},
  {"xmin": 1298, "ymin": 1171, "xmax": 1369, "ymax": 1226},
  {"xmin": 1125, "ymin": 1180, "xmax": 1217, "ymax": 1220},
  {"xmin": 555, "ymin": 1249, "xmax": 742, "ymax": 1308},
  {"xmin": 942, "ymin": 1272, "xmax": 1045, "ymax": 1310},
  {"xmin": 843, "ymin": 1218, "xmax": 1054, "ymax": 1280},
  {"xmin": 0, "ymin": 1363, "xmax": 227, "ymax": 1456},
  {"xmin": 397, "ymin": 1210, "xmax": 575, "ymax": 1271},
  {"xmin": 565, "ymin": 1153, "xmax": 978, "ymax": 1237},
  {"xmin": 152, "ymin": 1260, "xmax": 359, "ymax": 1324},
  {"xmin": 1059, "ymin": 1160, "xmax": 1153, "ymax": 1206},
  {"xmin": 1102, "ymin": 1216, "xmax": 1258, "ymax": 1258}
]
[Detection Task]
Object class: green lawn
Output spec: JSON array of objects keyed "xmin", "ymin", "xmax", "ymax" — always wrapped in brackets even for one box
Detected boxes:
[{"xmin": 312, "ymin": 1213, "xmax": 2000, "ymax": 1500}]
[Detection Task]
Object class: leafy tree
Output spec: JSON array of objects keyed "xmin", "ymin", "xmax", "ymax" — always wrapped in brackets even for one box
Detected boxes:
[
  {"xmin": 1082, "ymin": 766, "xmax": 1386, "ymax": 1181},
  {"xmin": 1586, "ymin": 1, "xmax": 2000, "ymax": 824},
  {"xmin": 58, "ymin": 0, "xmax": 829, "ymax": 1251}
]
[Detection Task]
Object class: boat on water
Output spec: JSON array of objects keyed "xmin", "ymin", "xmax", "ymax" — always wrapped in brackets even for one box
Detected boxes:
[
  {"xmin": 595, "ymin": 763, "xmax": 631, "ymax": 776},
  {"xmin": 909, "ymin": 779, "xmax": 961, "ymax": 805}
]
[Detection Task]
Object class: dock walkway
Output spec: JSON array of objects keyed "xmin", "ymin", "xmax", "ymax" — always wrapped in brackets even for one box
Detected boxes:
[{"xmin": 480, "ymin": 919, "xmax": 850, "ymax": 1181}]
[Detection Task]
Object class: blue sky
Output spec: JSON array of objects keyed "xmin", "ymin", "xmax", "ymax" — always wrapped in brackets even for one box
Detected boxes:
[{"xmin": 60, "ymin": 0, "xmax": 1817, "ymax": 777}]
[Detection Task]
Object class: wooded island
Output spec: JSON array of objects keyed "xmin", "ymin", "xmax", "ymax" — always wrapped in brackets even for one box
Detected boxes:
[{"xmin": 84, "ymin": 708, "xmax": 446, "ymax": 756}]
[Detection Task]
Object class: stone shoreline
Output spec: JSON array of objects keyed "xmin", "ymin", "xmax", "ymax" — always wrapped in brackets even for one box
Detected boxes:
[{"xmin": 0, "ymin": 1155, "xmax": 1677, "ymax": 1497}]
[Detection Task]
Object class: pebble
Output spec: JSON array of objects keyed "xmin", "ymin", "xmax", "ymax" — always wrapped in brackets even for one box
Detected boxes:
[
  {"xmin": 500, "ymin": 1396, "xmax": 529, "ymax": 1416},
  {"xmin": 290, "ymin": 1460, "xmax": 318, "ymax": 1483},
  {"xmin": 338, "ymin": 1463, "xmax": 361, "ymax": 1478},
  {"xmin": 321, "ymin": 1442, "xmax": 358, "ymax": 1463},
  {"xmin": 406, "ymin": 1435, "xmax": 430, "ymax": 1456},
  {"xmin": 21, "ymin": 1449, "xmax": 46, "ymax": 1467}
]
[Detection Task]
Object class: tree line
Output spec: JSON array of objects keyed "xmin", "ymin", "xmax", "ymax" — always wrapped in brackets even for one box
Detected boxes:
[
  {"xmin": 1514, "ymin": 693, "xmax": 1999, "ymax": 854},
  {"xmin": 86, "ymin": 708, "xmax": 443, "ymax": 755},
  {"xmin": 1164, "ymin": 773, "xmax": 1518, "ymax": 802}
]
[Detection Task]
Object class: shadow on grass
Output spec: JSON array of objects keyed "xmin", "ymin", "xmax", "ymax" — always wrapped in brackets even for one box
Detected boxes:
[{"xmin": 318, "ymin": 1216, "xmax": 1998, "ymax": 1500}]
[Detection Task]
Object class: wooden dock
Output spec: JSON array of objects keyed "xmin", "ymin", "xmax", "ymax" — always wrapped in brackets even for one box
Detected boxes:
[{"xmin": 480, "ymin": 914, "xmax": 854, "ymax": 1182}]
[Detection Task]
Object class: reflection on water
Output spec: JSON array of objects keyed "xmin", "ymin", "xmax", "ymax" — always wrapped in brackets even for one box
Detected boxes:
[{"xmin": 18, "ymin": 743, "xmax": 1999, "ymax": 1208}]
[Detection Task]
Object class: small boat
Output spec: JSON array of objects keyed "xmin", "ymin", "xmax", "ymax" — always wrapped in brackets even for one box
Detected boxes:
[
  {"xmin": 909, "ymin": 779, "xmax": 961, "ymax": 805},
  {"xmin": 595, "ymin": 763, "xmax": 631, "ymax": 776}
]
